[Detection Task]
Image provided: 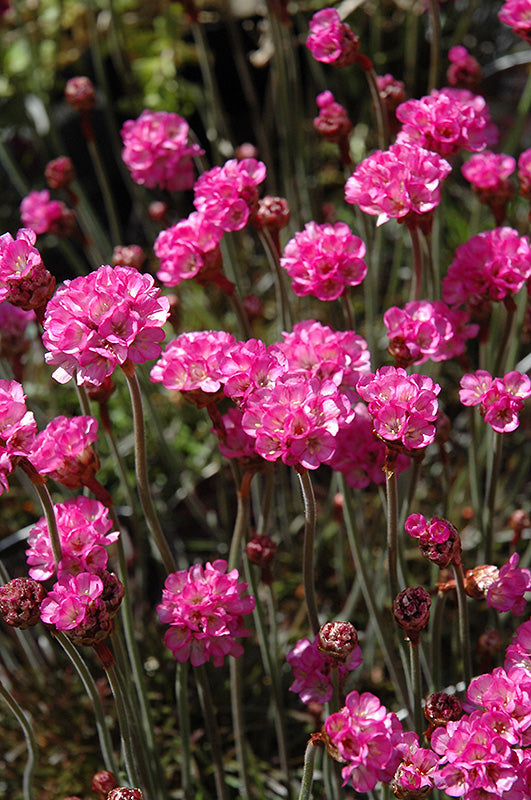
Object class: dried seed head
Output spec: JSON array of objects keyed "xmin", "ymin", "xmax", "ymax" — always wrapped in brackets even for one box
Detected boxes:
[
  {"xmin": 106, "ymin": 789, "xmax": 143, "ymax": 800},
  {"xmin": 0, "ymin": 577, "xmax": 46, "ymax": 629},
  {"xmin": 318, "ymin": 621, "xmax": 358, "ymax": 662}
]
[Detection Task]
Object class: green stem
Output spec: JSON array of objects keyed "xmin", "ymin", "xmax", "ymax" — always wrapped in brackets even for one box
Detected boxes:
[
  {"xmin": 298, "ymin": 738, "xmax": 320, "ymax": 800},
  {"xmin": 258, "ymin": 229, "xmax": 292, "ymax": 333},
  {"xmin": 427, "ymin": 0, "xmax": 442, "ymax": 91},
  {"xmin": 408, "ymin": 224, "xmax": 423, "ymax": 301},
  {"xmin": 195, "ymin": 664, "xmax": 229, "ymax": 800},
  {"xmin": 483, "ymin": 431, "xmax": 503, "ymax": 565},
  {"xmin": 123, "ymin": 367, "xmax": 176, "ymax": 574},
  {"xmin": 176, "ymin": 663, "xmax": 193, "ymax": 800},
  {"xmin": 365, "ymin": 66, "xmax": 389, "ymax": 150},
  {"xmin": 429, "ymin": 591, "xmax": 446, "ymax": 692},
  {"xmin": 229, "ymin": 656, "xmax": 252, "ymax": 800},
  {"xmin": 0, "ymin": 678, "xmax": 37, "ymax": 800},
  {"xmin": 102, "ymin": 653, "xmax": 142, "ymax": 788},
  {"xmin": 386, "ymin": 469, "xmax": 400, "ymax": 602},
  {"xmin": 85, "ymin": 134, "xmax": 122, "ymax": 247},
  {"xmin": 297, "ymin": 469, "xmax": 320, "ymax": 636},
  {"xmin": 341, "ymin": 290, "xmax": 356, "ymax": 331},
  {"xmin": 410, "ymin": 640, "xmax": 423, "ymax": 737},
  {"xmin": 28, "ymin": 474, "xmax": 62, "ymax": 570},
  {"xmin": 228, "ymin": 477, "xmax": 252, "ymax": 572},
  {"xmin": 452, "ymin": 562, "xmax": 473, "ymax": 686},
  {"xmin": 493, "ymin": 303, "xmax": 516, "ymax": 376}
]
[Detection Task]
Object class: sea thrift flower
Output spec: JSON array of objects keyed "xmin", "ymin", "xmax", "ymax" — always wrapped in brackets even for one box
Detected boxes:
[
  {"xmin": 405, "ymin": 513, "xmax": 462, "ymax": 568},
  {"xmin": 287, "ymin": 633, "xmax": 362, "ymax": 704},
  {"xmin": 518, "ymin": 148, "xmax": 531, "ymax": 198},
  {"xmin": 313, "ymin": 91, "xmax": 352, "ymax": 164},
  {"xmin": 245, "ymin": 534, "xmax": 277, "ymax": 584},
  {"xmin": 396, "ymin": 87, "xmax": 495, "ymax": 156},
  {"xmin": 45, "ymin": 156, "xmax": 76, "ymax": 190},
  {"xmin": 219, "ymin": 337, "xmax": 288, "ymax": 405},
  {"xmin": 107, "ymin": 789, "xmax": 143, "ymax": 800},
  {"xmin": 0, "ymin": 380, "xmax": 37, "ymax": 494},
  {"xmin": 505, "ymin": 619, "xmax": 531, "ymax": 671},
  {"xmin": 251, "ymin": 196, "xmax": 290, "ymax": 235},
  {"xmin": 392, "ymin": 737, "xmax": 439, "ymax": 799},
  {"xmin": 280, "ymin": 221, "xmax": 367, "ymax": 301},
  {"xmin": 0, "ymin": 577, "xmax": 46, "ymax": 628},
  {"xmin": 20, "ymin": 189, "xmax": 72, "ymax": 236},
  {"xmin": 324, "ymin": 690, "xmax": 405, "ymax": 792},
  {"xmin": 462, "ymin": 151, "xmax": 516, "ymax": 224},
  {"xmin": 345, "ymin": 142, "xmax": 451, "ymax": 227},
  {"xmin": 447, "ymin": 45, "xmax": 482, "ymax": 92},
  {"xmin": 459, "ymin": 369, "xmax": 531, "ymax": 433},
  {"xmin": 157, "ymin": 560, "xmax": 255, "ymax": 667},
  {"xmin": 306, "ymin": 8, "xmax": 360, "ymax": 68},
  {"xmin": 91, "ymin": 771, "xmax": 118, "ymax": 799},
  {"xmin": 442, "ymin": 227, "xmax": 531, "ymax": 309},
  {"xmin": 318, "ymin": 621, "xmax": 359, "ymax": 661},
  {"xmin": 214, "ymin": 407, "xmax": 262, "ymax": 470},
  {"xmin": 65, "ymin": 76, "xmax": 96, "ymax": 112},
  {"xmin": 356, "ymin": 366, "xmax": 440, "ymax": 451},
  {"xmin": 464, "ymin": 564, "xmax": 500, "ymax": 599},
  {"xmin": 384, "ymin": 299, "xmax": 478, "ymax": 366},
  {"xmin": 121, "ymin": 110, "xmax": 204, "ymax": 192},
  {"xmin": 0, "ymin": 302, "xmax": 35, "ymax": 380},
  {"xmin": 154, "ymin": 212, "xmax": 225, "ymax": 288},
  {"xmin": 376, "ymin": 73, "xmax": 406, "ymax": 136},
  {"xmin": 0, "ymin": 228, "xmax": 56, "ymax": 312},
  {"xmin": 499, "ymin": 0, "xmax": 531, "ymax": 44},
  {"xmin": 486, "ymin": 553, "xmax": 531, "ymax": 615},
  {"xmin": 112, "ymin": 245, "xmax": 145, "ymax": 271},
  {"xmin": 30, "ymin": 415, "xmax": 101, "ymax": 490},
  {"xmin": 26, "ymin": 496, "xmax": 120, "ymax": 581},
  {"xmin": 42, "ymin": 265, "xmax": 170, "ymax": 387},
  {"xmin": 193, "ymin": 158, "xmax": 266, "ymax": 232}
]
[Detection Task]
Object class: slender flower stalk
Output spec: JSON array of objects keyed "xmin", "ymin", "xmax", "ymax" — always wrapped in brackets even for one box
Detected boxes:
[
  {"xmin": 229, "ymin": 657, "xmax": 252, "ymax": 800},
  {"xmin": 483, "ymin": 431, "xmax": 504, "ymax": 564},
  {"xmin": 298, "ymin": 737, "xmax": 321, "ymax": 800},
  {"xmin": 386, "ymin": 469, "xmax": 400, "ymax": 601},
  {"xmin": 195, "ymin": 664, "xmax": 229, "ymax": 800},
  {"xmin": 176, "ymin": 663, "xmax": 192, "ymax": 800},
  {"xmin": 0, "ymin": 678, "xmax": 37, "ymax": 800},
  {"xmin": 452, "ymin": 562, "xmax": 473, "ymax": 686},
  {"xmin": 409, "ymin": 639, "xmax": 423, "ymax": 737},
  {"xmin": 408, "ymin": 224, "xmax": 424, "ymax": 301},
  {"xmin": 298, "ymin": 469, "xmax": 320, "ymax": 636},
  {"xmin": 427, "ymin": 0, "xmax": 442, "ymax": 91},
  {"xmin": 24, "ymin": 466, "xmax": 62, "ymax": 570}
]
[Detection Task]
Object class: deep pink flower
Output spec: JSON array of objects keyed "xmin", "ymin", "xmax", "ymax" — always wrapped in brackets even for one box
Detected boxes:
[
  {"xmin": 121, "ymin": 110, "xmax": 204, "ymax": 192},
  {"xmin": 26, "ymin": 496, "xmax": 119, "ymax": 581},
  {"xmin": 518, "ymin": 148, "xmax": 531, "ymax": 198},
  {"xmin": 462, "ymin": 151, "xmax": 516, "ymax": 224},
  {"xmin": 447, "ymin": 45, "xmax": 482, "ymax": 91},
  {"xmin": 40, "ymin": 571, "xmax": 104, "ymax": 630},
  {"xmin": 486, "ymin": 554, "xmax": 531, "ymax": 615},
  {"xmin": 42, "ymin": 265, "xmax": 170, "ymax": 387},
  {"xmin": 396, "ymin": 87, "xmax": 496, "ymax": 156},
  {"xmin": 154, "ymin": 212, "xmax": 224, "ymax": 287},
  {"xmin": 19, "ymin": 190, "xmax": 68, "ymax": 235},
  {"xmin": 314, "ymin": 91, "xmax": 353, "ymax": 142},
  {"xmin": 306, "ymin": 8, "xmax": 360, "ymax": 68},
  {"xmin": 459, "ymin": 370, "xmax": 531, "ymax": 433},
  {"xmin": 505, "ymin": 620, "xmax": 531, "ymax": 671},
  {"xmin": 0, "ymin": 380, "xmax": 37, "ymax": 493},
  {"xmin": 214, "ymin": 407, "xmax": 259, "ymax": 464},
  {"xmin": 30, "ymin": 415, "xmax": 100, "ymax": 490},
  {"xmin": 157, "ymin": 560, "xmax": 255, "ymax": 667},
  {"xmin": 376, "ymin": 73, "xmax": 406, "ymax": 136},
  {"xmin": 287, "ymin": 634, "xmax": 362, "ymax": 704},
  {"xmin": 356, "ymin": 366, "xmax": 440, "ymax": 451},
  {"xmin": 220, "ymin": 338, "xmax": 288, "ymax": 405},
  {"xmin": 193, "ymin": 158, "xmax": 266, "ymax": 232},
  {"xmin": 0, "ymin": 228, "xmax": 56, "ymax": 312},
  {"xmin": 345, "ymin": 142, "xmax": 451, "ymax": 226},
  {"xmin": 499, "ymin": 0, "xmax": 531, "ymax": 44},
  {"xmin": 150, "ymin": 330, "xmax": 236, "ymax": 398},
  {"xmin": 280, "ymin": 221, "xmax": 367, "ymax": 301},
  {"xmin": 0, "ymin": 302, "xmax": 35, "ymax": 380},
  {"xmin": 442, "ymin": 227, "xmax": 531, "ymax": 308},
  {"xmin": 392, "ymin": 736, "xmax": 439, "ymax": 798},
  {"xmin": 384, "ymin": 299, "xmax": 478, "ymax": 366}
]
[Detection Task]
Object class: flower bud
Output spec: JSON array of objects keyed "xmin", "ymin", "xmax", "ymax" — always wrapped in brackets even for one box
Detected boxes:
[
  {"xmin": 45, "ymin": 156, "xmax": 76, "ymax": 189},
  {"xmin": 251, "ymin": 196, "xmax": 290, "ymax": 233},
  {"xmin": 464, "ymin": 564, "xmax": 499, "ymax": 599},
  {"xmin": 148, "ymin": 201, "xmax": 168, "ymax": 222},
  {"xmin": 478, "ymin": 629, "xmax": 502, "ymax": 658},
  {"xmin": 65, "ymin": 76, "xmax": 96, "ymax": 112},
  {"xmin": 91, "ymin": 771, "xmax": 118, "ymax": 799},
  {"xmin": 424, "ymin": 691, "xmax": 462, "ymax": 741},
  {"xmin": 112, "ymin": 245, "xmax": 145, "ymax": 271},
  {"xmin": 245, "ymin": 535, "xmax": 277, "ymax": 569},
  {"xmin": 106, "ymin": 789, "xmax": 143, "ymax": 800},
  {"xmin": 0, "ymin": 577, "xmax": 46, "ymax": 629},
  {"xmin": 318, "ymin": 621, "xmax": 358, "ymax": 662},
  {"xmin": 235, "ymin": 142, "xmax": 259, "ymax": 160},
  {"xmin": 392, "ymin": 587, "xmax": 431, "ymax": 644}
]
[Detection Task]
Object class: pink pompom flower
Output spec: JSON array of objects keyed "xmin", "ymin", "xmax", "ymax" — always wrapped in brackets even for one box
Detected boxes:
[
  {"xmin": 462, "ymin": 151, "xmax": 516, "ymax": 224},
  {"xmin": 499, "ymin": 0, "xmax": 531, "ymax": 44},
  {"xmin": 20, "ymin": 189, "xmax": 70, "ymax": 235},
  {"xmin": 486, "ymin": 553, "xmax": 531, "ymax": 615},
  {"xmin": 121, "ymin": 110, "xmax": 204, "ymax": 192},
  {"xmin": 313, "ymin": 91, "xmax": 353, "ymax": 165},
  {"xmin": 287, "ymin": 634, "xmax": 362, "ymax": 705},
  {"xmin": 306, "ymin": 8, "xmax": 360, "ymax": 68},
  {"xmin": 0, "ymin": 228, "xmax": 56, "ymax": 314},
  {"xmin": 157, "ymin": 560, "xmax": 255, "ymax": 667},
  {"xmin": 42, "ymin": 265, "xmax": 170, "ymax": 387},
  {"xmin": 459, "ymin": 370, "xmax": 531, "ymax": 433},
  {"xmin": 154, "ymin": 212, "xmax": 227, "ymax": 290},
  {"xmin": 280, "ymin": 221, "xmax": 367, "ymax": 301},
  {"xmin": 0, "ymin": 379, "xmax": 37, "ymax": 494},
  {"xmin": 193, "ymin": 158, "xmax": 266, "ymax": 232},
  {"xmin": 447, "ymin": 45, "xmax": 482, "ymax": 92},
  {"xmin": 345, "ymin": 142, "xmax": 451, "ymax": 227}
]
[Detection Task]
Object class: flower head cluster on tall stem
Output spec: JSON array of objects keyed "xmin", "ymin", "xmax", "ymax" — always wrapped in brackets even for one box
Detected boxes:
[
  {"xmin": 306, "ymin": 8, "xmax": 361, "ymax": 68},
  {"xmin": 459, "ymin": 369, "xmax": 531, "ymax": 433},
  {"xmin": 0, "ymin": 228, "xmax": 56, "ymax": 314},
  {"xmin": 154, "ymin": 212, "xmax": 224, "ymax": 288},
  {"xmin": 406, "ymin": 513, "xmax": 462, "ymax": 568},
  {"xmin": 157, "ymin": 560, "xmax": 255, "ymax": 667},
  {"xmin": 462, "ymin": 151, "xmax": 516, "ymax": 224},
  {"xmin": 121, "ymin": 110, "xmax": 204, "ymax": 191},
  {"xmin": 193, "ymin": 158, "xmax": 266, "ymax": 232},
  {"xmin": 498, "ymin": 0, "xmax": 531, "ymax": 44},
  {"xmin": 20, "ymin": 190, "xmax": 74, "ymax": 236},
  {"xmin": 286, "ymin": 633, "xmax": 362, "ymax": 705},
  {"xmin": 42, "ymin": 265, "xmax": 170, "ymax": 387},
  {"xmin": 446, "ymin": 45, "xmax": 482, "ymax": 92}
]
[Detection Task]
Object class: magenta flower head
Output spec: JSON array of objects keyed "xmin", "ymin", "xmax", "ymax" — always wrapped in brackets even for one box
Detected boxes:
[
  {"xmin": 20, "ymin": 190, "xmax": 73, "ymax": 237},
  {"xmin": 0, "ymin": 379, "xmax": 37, "ymax": 494},
  {"xmin": 193, "ymin": 158, "xmax": 266, "ymax": 232},
  {"xmin": 505, "ymin": 619, "xmax": 531, "ymax": 671},
  {"xmin": 286, "ymin": 632, "xmax": 362, "ymax": 705},
  {"xmin": 121, "ymin": 110, "xmax": 204, "ymax": 192},
  {"xmin": 0, "ymin": 302, "xmax": 35, "ymax": 380},
  {"xmin": 406, "ymin": 513, "xmax": 462, "ymax": 568},
  {"xmin": 462, "ymin": 151, "xmax": 516, "ymax": 225},
  {"xmin": 0, "ymin": 228, "xmax": 56, "ymax": 314},
  {"xmin": 518, "ymin": 148, "xmax": 531, "ymax": 198},
  {"xmin": 157, "ymin": 560, "xmax": 255, "ymax": 667},
  {"xmin": 357, "ymin": 366, "xmax": 440, "ymax": 452},
  {"xmin": 442, "ymin": 227, "xmax": 531, "ymax": 309},
  {"xmin": 280, "ymin": 221, "xmax": 367, "ymax": 301},
  {"xmin": 447, "ymin": 45, "xmax": 482, "ymax": 92},
  {"xmin": 154, "ymin": 212, "xmax": 224, "ymax": 288},
  {"xmin": 486, "ymin": 553, "xmax": 531, "ymax": 616},
  {"xmin": 499, "ymin": 0, "xmax": 531, "ymax": 43},
  {"xmin": 30, "ymin": 415, "xmax": 102, "ymax": 493},
  {"xmin": 345, "ymin": 142, "xmax": 451, "ymax": 228},
  {"xmin": 313, "ymin": 91, "xmax": 353, "ymax": 165},
  {"xmin": 306, "ymin": 8, "xmax": 360, "ymax": 68},
  {"xmin": 42, "ymin": 265, "xmax": 170, "ymax": 387},
  {"xmin": 459, "ymin": 369, "xmax": 531, "ymax": 433}
]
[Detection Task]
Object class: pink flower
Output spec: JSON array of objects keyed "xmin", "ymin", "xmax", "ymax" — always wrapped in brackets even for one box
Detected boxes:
[
  {"xmin": 345, "ymin": 142, "xmax": 451, "ymax": 227},
  {"xmin": 214, "ymin": 407, "xmax": 259, "ymax": 465},
  {"xmin": 0, "ymin": 302, "xmax": 35, "ymax": 380},
  {"xmin": 486, "ymin": 554, "xmax": 531, "ymax": 615},
  {"xmin": 376, "ymin": 73, "xmax": 406, "ymax": 136},
  {"xmin": 306, "ymin": 8, "xmax": 360, "ymax": 68},
  {"xmin": 313, "ymin": 91, "xmax": 353, "ymax": 142},
  {"xmin": 0, "ymin": 228, "xmax": 56, "ymax": 312},
  {"xmin": 30, "ymin": 415, "xmax": 100, "ymax": 490},
  {"xmin": 442, "ymin": 227, "xmax": 531, "ymax": 308},
  {"xmin": 157, "ymin": 560, "xmax": 255, "ymax": 667},
  {"xmin": 193, "ymin": 158, "xmax": 266, "ymax": 232},
  {"xmin": 286, "ymin": 634, "xmax": 362, "ymax": 705},
  {"xmin": 324, "ymin": 690, "xmax": 405, "ymax": 792},
  {"xmin": 280, "ymin": 222, "xmax": 367, "ymax": 301},
  {"xmin": 356, "ymin": 366, "xmax": 440, "ymax": 451},
  {"xmin": 518, "ymin": 148, "xmax": 531, "ymax": 198},
  {"xmin": 505, "ymin": 620, "xmax": 531, "ymax": 671},
  {"xmin": 462, "ymin": 151, "xmax": 515, "ymax": 224},
  {"xmin": 0, "ymin": 380, "xmax": 37, "ymax": 493},
  {"xmin": 447, "ymin": 45, "xmax": 482, "ymax": 91},
  {"xmin": 220, "ymin": 338, "xmax": 288, "ymax": 405},
  {"xmin": 42, "ymin": 265, "xmax": 170, "ymax": 387},
  {"xmin": 25, "ymin": 496, "xmax": 120, "ymax": 581},
  {"xmin": 121, "ymin": 110, "xmax": 204, "ymax": 192},
  {"xmin": 154, "ymin": 212, "xmax": 224, "ymax": 287},
  {"xmin": 396, "ymin": 87, "xmax": 496, "ymax": 156},
  {"xmin": 499, "ymin": 0, "xmax": 531, "ymax": 44},
  {"xmin": 405, "ymin": 513, "xmax": 461, "ymax": 568},
  {"xmin": 392, "ymin": 737, "xmax": 439, "ymax": 798},
  {"xmin": 459, "ymin": 370, "xmax": 531, "ymax": 433},
  {"xmin": 19, "ymin": 190, "xmax": 67, "ymax": 235},
  {"xmin": 384, "ymin": 299, "xmax": 478, "ymax": 366}
]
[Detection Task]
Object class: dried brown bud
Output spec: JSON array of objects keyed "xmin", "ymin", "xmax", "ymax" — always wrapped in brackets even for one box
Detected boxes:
[
  {"xmin": 392, "ymin": 587, "xmax": 431, "ymax": 644},
  {"xmin": 318, "ymin": 621, "xmax": 358, "ymax": 661},
  {"xmin": 91, "ymin": 771, "xmax": 118, "ymax": 799},
  {"xmin": 0, "ymin": 577, "xmax": 46, "ymax": 629},
  {"xmin": 106, "ymin": 789, "xmax": 143, "ymax": 800},
  {"xmin": 464, "ymin": 564, "xmax": 499, "ymax": 599},
  {"xmin": 65, "ymin": 77, "xmax": 96, "ymax": 112},
  {"xmin": 424, "ymin": 691, "xmax": 462, "ymax": 726}
]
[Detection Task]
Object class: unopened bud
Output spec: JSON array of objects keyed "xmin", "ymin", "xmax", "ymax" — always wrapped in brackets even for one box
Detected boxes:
[
  {"xmin": 91, "ymin": 771, "xmax": 118, "ymax": 799},
  {"xmin": 0, "ymin": 577, "xmax": 46, "ymax": 629},
  {"xmin": 252, "ymin": 196, "xmax": 290, "ymax": 233},
  {"xmin": 112, "ymin": 245, "xmax": 145, "ymax": 271},
  {"xmin": 45, "ymin": 156, "xmax": 76, "ymax": 189},
  {"xmin": 65, "ymin": 76, "xmax": 96, "ymax": 112},
  {"xmin": 392, "ymin": 587, "xmax": 431, "ymax": 644},
  {"xmin": 464, "ymin": 564, "xmax": 499, "ymax": 599},
  {"xmin": 318, "ymin": 621, "xmax": 358, "ymax": 662},
  {"xmin": 106, "ymin": 789, "xmax": 143, "ymax": 800}
]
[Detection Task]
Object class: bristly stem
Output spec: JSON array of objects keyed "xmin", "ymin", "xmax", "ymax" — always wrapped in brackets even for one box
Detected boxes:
[
  {"xmin": 298, "ymin": 469, "xmax": 320, "ymax": 636},
  {"xmin": 0, "ymin": 678, "xmax": 37, "ymax": 800},
  {"xmin": 298, "ymin": 738, "xmax": 321, "ymax": 800}
]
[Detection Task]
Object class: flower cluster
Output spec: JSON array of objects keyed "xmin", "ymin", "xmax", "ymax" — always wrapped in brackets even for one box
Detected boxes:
[
  {"xmin": 442, "ymin": 227, "xmax": 531, "ymax": 309},
  {"xmin": 459, "ymin": 369, "xmax": 531, "ymax": 433},
  {"xmin": 154, "ymin": 212, "xmax": 224, "ymax": 288},
  {"xmin": 220, "ymin": 337, "xmax": 288, "ymax": 404},
  {"xmin": 42, "ymin": 265, "xmax": 170, "ymax": 387},
  {"xmin": 280, "ymin": 221, "xmax": 367, "ymax": 301},
  {"xmin": 324, "ymin": 690, "xmax": 405, "ymax": 792},
  {"xmin": 26, "ymin": 496, "xmax": 120, "ymax": 581},
  {"xmin": 0, "ymin": 380, "xmax": 37, "ymax": 494},
  {"xmin": 357, "ymin": 366, "xmax": 440, "ymax": 451},
  {"xmin": 406, "ymin": 513, "xmax": 462, "ymax": 568},
  {"xmin": 345, "ymin": 142, "xmax": 451, "ymax": 227},
  {"xmin": 0, "ymin": 228, "xmax": 56, "ymax": 313},
  {"xmin": 157, "ymin": 560, "xmax": 255, "ymax": 667},
  {"xmin": 193, "ymin": 158, "xmax": 266, "ymax": 232},
  {"xmin": 499, "ymin": 0, "xmax": 531, "ymax": 44},
  {"xmin": 446, "ymin": 45, "xmax": 482, "ymax": 91},
  {"xmin": 313, "ymin": 91, "xmax": 352, "ymax": 164},
  {"xmin": 20, "ymin": 189, "xmax": 73, "ymax": 236},
  {"xmin": 505, "ymin": 619, "xmax": 531, "ymax": 671},
  {"xmin": 376, "ymin": 73, "xmax": 406, "ymax": 136},
  {"xmin": 486, "ymin": 553, "xmax": 531, "ymax": 615},
  {"xmin": 392, "ymin": 735, "xmax": 439, "ymax": 798},
  {"xmin": 384, "ymin": 299, "xmax": 478, "ymax": 366},
  {"xmin": 30, "ymin": 415, "xmax": 101, "ymax": 491},
  {"xmin": 121, "ymin": 110, "xmax": 204, "ymax": 192},
  {"xmin": 396, "ymin": 87, "xmax": 495, "ymax": 156},
  {"xmin": 306, "ymin": 8, "xmax": 360, "ymax": 68},
  {"xmin": 286, "ymin": 633, "xmax": 362, "ymax": 705},
  {"xmin": 518, "ymin": 148, "xmax": 531, "ymax": 198},
  {"xmin": 462, "ymin": 151, "xmax": 515, "ymax": 224}
]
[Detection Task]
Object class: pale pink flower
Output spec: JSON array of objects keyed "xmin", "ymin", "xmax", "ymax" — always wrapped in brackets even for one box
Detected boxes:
[
  {"xmin": 25, "ymin": 496, "xmax": 119, "ymax": 581},
  {"xmin": 392, "ymin": 736, "xmax": 439, "ymax": 798},
  {"xmin": 499, "ymin": 0, "xmax": 531, "ymax": 44},
  {"xmin": 0, "ymin": 380, "xmax": 37, "ymax": 494},
  {"xmin": 280, "ymin": 221, "xmax": 367, "ymax": 301},
  {"xmin": 487, "ymin": 554, "xmax": 531, "ymax": 615},
  {"xmin": 154, "ymin": 212, "xmax": 224, "ymax": 287},
  {"xmin": 42, "ymin": 265, "xmax": 170, "ymax": 386},
  {"xmin": 356, "ymin": 366, "xmax": 440, "ymax": 450},
  {"xmin": 345, "ymin": 142, "xmax": 451, "ymax": 227},
  {"xmin": 157, "ymin": 559, "xmax": 255, "ymax": 667},
  {"xmin": 442, "ymin": 227, "xmax": 531, "ymax": 308},
  {"xmin": 150, "ymin": 330, "xmax": 236, "ymax": 397},
  {"xmin": 19, "ymin": 189, "xmax": 67, "ymax": 235},
  {"xmin": 30, "ymin": 415, "xmax": 100, "ymax": 490},
  {"xmin": 306, "ymin": 8, "xmax": 360, "ymax": 68},
  {"xmin": 193, "ymin": 158, "xmax": 266, "ymax": 232},
  {"xmin": 447, "ymin": 46, "xmax": 482, "ymax": 92},
  {"xmin": 287, "ymin": 634, "xmax": 362, "ymax": 705},
  {"xmin": 121, "ymin": 110, "xmax": 203, "ymax": 192},
  {"xmin": 0, "ymin": 228, "xmax": 56, "ymax": 312},
  {"xmin": 462, "ymin": 151, "xmax": 516, "ymax": 224}
]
